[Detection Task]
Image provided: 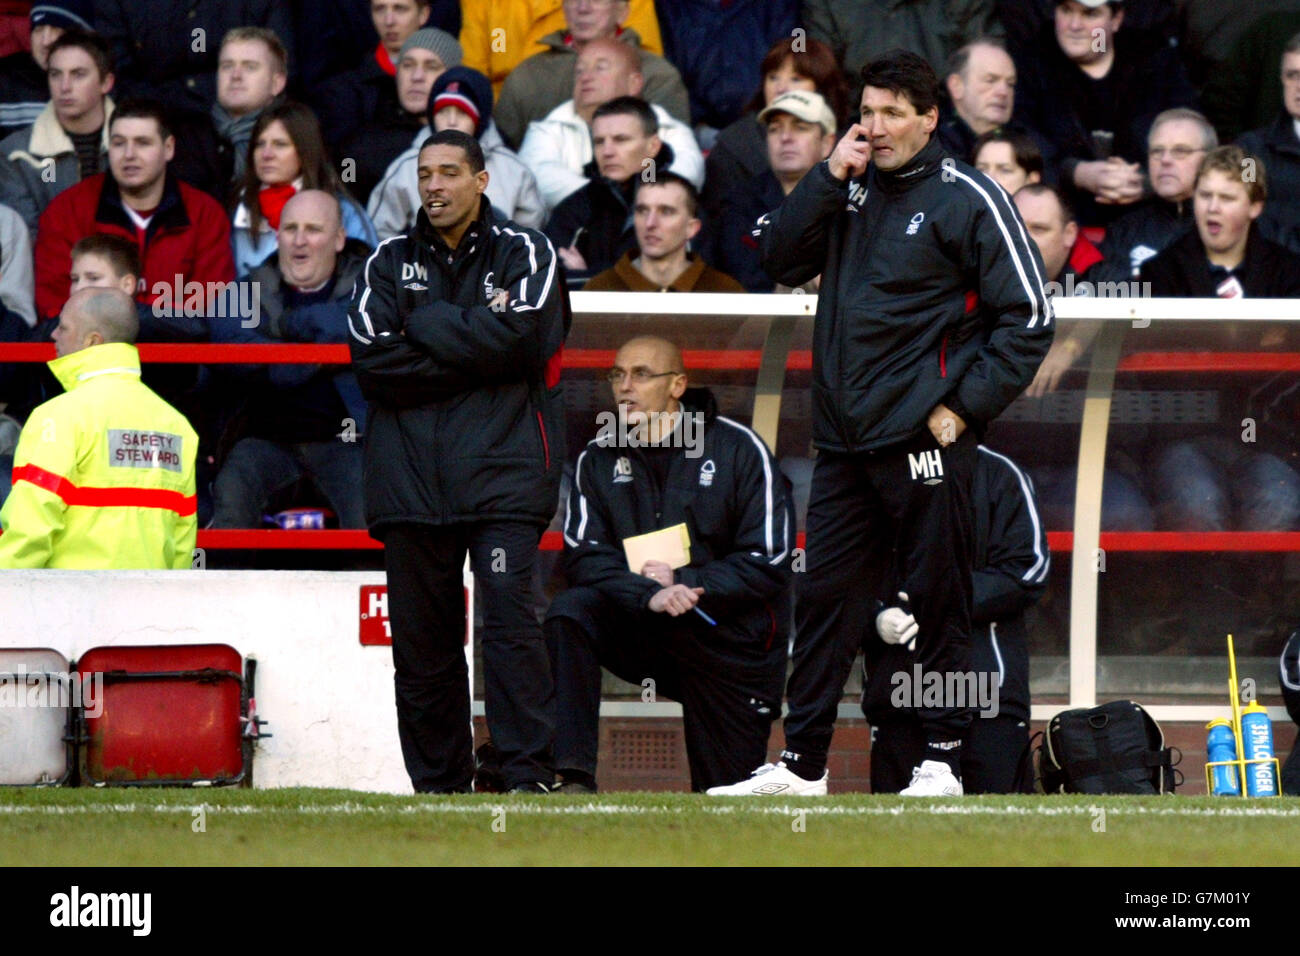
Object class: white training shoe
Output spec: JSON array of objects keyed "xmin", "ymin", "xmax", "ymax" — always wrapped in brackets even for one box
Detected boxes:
[
  {"xmin": 899, "ymin": 760, "xmax": 964, "ymax": 796},
  {"xmin": 706, "ymin": 761, "xmax": 829, "ymax": 796}
]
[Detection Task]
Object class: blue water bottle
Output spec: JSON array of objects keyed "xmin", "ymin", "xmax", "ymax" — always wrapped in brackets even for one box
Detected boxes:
[
  {"xmin": 1241, "ymin": 703, "xmax": 1279, "ymax": 797},
  {"xmin": 1205, "ymin": 719, "xmax": 1240, "ymax": 796}
]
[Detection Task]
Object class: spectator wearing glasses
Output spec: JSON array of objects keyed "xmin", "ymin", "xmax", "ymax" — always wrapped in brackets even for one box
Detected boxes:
[
  {"xmin": 1012, "ymin": 0, "xmax": 1198, "ymax": 226},
  {"xmin": 1140, "ymin": 146, "xmax": 1300, "ymax": 533},
  {"xmin": 1098, "ymin": 108, "xmax": 1215, "ymax": 280}
]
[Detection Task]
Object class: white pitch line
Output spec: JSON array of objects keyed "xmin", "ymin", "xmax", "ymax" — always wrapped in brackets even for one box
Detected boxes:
[{"xmin": 1, "ymin": 802, "xmax": 1299, "ymax": 819}]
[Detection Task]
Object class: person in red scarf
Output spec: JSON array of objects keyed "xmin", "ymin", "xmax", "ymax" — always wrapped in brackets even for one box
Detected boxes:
[{"xmin": 229, "ymin": 101, "xmax": 377, "ymax": 276}]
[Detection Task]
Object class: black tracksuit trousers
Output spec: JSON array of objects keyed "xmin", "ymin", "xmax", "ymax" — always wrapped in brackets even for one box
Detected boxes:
[
  {"xmin": 382, "ymin": 521, "xmax": 553, "ymax": 792},
  {"xmin": 545, "ymin": 586, "xmax": 780, "ymax": 792},
  {"xmin": 869, "ymin": 716, "xmax": 1033, "ymax": 793},
  {"xmin": 782, "ymin": 429, "xmax": 978, "ymax": 777}
]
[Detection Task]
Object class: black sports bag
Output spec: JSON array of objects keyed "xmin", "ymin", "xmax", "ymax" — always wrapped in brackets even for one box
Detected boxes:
[{"xmin": 1036, "ymin": 700, "xmax": 1181, "ymax": 794}]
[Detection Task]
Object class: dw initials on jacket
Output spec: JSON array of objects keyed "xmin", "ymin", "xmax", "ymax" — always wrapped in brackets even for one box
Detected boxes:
[{"xmin": 348, "ymin": 198, "xmax": 568, "ymax": 533}]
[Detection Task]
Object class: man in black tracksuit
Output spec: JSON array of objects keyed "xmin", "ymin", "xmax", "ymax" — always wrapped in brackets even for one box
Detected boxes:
[
  {"xmin": 546, "ymin": 336, "xmax": 794, "ymax": 792},
  {"xmin": 867, "ymin": 444, "xmax": 1049, "ymax": 793},
  {"xmin": 348, "ymin": 129, "xmax": 568, "ymax": 793},
  {"xmin": 716, "ymin": 50, "xmax": 1051, "ymax": 797}
]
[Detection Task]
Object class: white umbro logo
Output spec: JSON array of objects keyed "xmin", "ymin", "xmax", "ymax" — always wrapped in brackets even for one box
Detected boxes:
[
  {"xmin": 906, "ymin": 212, "xmax": 925, "ymax": 236},
  {"xmin": 752, "ymin": 782, "xmax": 790, "ymax": 794},
  {"xmin": 699, "ymin": 459, "xmax": 715, "ymax": 487},
  {"xmin": 613, "ymin": 456, "xmax": 633, "ymax": 483}
]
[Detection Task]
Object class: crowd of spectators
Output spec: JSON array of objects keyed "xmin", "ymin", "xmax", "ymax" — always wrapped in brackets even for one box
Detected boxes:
[{"xmin": 0, "ymin": 0, "xmax": 1298, "ymax": 535}]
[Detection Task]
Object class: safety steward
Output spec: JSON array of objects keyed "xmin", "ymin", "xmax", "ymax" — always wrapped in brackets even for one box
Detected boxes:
[
  {"xmin": 348, "ymin": 128, "xmax": 568, "ymax": 794},
  {"xmin": 0, "ymin": 287, "xmax": 198, "ymax": 568},
  {"xmin": 546, "ymin": 335, "xmax": 794, "ymax": 792}
]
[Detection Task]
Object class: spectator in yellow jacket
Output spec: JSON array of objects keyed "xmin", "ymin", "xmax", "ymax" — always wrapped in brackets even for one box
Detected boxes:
[
  {"xmin": 0, "ymin": 287, "xmax": 197, "ymax": 569},
  {"xmin": 461, "ymin": 0, "xmax": 662, "ymax": 96}
]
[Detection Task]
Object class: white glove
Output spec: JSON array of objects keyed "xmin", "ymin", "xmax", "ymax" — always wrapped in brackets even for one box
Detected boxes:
[{"xmin": 876, "ymin": 591, "xmax": 918, "ymax": 649}]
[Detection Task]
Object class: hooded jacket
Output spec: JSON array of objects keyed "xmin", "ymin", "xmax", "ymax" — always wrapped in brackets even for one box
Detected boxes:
[
  {"xmin": 559, "ymin": 387, "xmax": 793, "ymax": 693},
  {"xmin": 0, "ymin": 97, "xmax": 115, "ymax": 234},
  {"xmin": 0, "ymin": 341, "xmax": 198, "ymax": 569},
  {"xmin": 517, "ymin": 99, "xmax": 704, "ymax": 212},
  {"xmin": 347, "ymin": 197, "xmax": 568, "ymax": 533},
  {"xmin": 759, "ymin": 138, "xmax": 1053, "ymax": 453},
  {"xmin": 368, "ymin": 123, "xmax": 546, "ymax": 239},
  {"xmin": 493, "ymin": 27, "xmax": 690, "ymax": 150}
]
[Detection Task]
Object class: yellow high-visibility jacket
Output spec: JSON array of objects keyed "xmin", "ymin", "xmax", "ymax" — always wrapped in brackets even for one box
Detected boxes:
[
  {"xmin": 0, "ymin": 342, "xmax": 198, "ymax": 569},
  {"xmin": 461, "ymin": 0, "xmax": 663, "ymax": 95}
]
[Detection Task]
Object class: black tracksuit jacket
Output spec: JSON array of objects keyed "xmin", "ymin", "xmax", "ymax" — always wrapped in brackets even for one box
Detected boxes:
[
  {"xmin": 559, "ymin": 388, "xmax": 794, "ymax": 693},
  {"xmin": 348, "ymin": 197, "xmax": 569, "ymax": 534},
  {"xmin": 758, "ymin": 138, "xmax": 1053, "ymax": 453}
]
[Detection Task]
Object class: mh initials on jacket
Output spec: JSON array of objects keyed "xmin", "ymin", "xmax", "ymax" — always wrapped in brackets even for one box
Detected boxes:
[{"xmin": 908, "ymin": 450, "xmax": 944, "ymax": 484}]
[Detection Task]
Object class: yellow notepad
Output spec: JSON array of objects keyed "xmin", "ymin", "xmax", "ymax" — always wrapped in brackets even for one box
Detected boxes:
[{"xmin": 622, "ymin": 523, "xmax": 692, "ymax": 572}]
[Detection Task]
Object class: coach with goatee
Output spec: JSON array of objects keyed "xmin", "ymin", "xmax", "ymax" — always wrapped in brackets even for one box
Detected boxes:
[{"xmin": 349, "ymin": 128, "xmax": 569, "ymax": 794}]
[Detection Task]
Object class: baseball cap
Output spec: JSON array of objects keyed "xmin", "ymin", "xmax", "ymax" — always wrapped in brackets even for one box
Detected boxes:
[{"xmin": 758, "ymin": 90, "xmax": 837, "ymax": 137}]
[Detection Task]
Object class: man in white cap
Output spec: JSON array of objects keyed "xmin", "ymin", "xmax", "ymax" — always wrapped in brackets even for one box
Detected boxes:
[{"xmin": 699, "ymin": 89, "xmax": 836, "ymax": 291}]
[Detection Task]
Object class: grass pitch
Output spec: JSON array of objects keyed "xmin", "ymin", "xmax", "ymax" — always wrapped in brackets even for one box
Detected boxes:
[{"xmin": 3, "ymin": 788, "xmax": 1300, "ymax": 866}]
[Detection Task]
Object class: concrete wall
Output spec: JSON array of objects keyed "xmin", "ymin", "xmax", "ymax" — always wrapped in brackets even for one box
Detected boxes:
[{"xmin": 0, "ymin": 570, "xmax": 473, "ymax": 793}]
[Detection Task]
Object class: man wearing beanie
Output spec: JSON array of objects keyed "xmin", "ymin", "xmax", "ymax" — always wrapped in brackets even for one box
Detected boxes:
[
  {"xmin": 340, "ymin": 28, "xmax": 460, "ymax": 204},
  {"xmin": 369, "ymin": 65, "xmax": 544, "ymax": 237},
  {"xmin": 313, "ymin": 2, "xmax": 453, "ymax": 156},
  {"xmin": 0, "ymin": 0, "xmax": 94, "ymax": 139}
]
